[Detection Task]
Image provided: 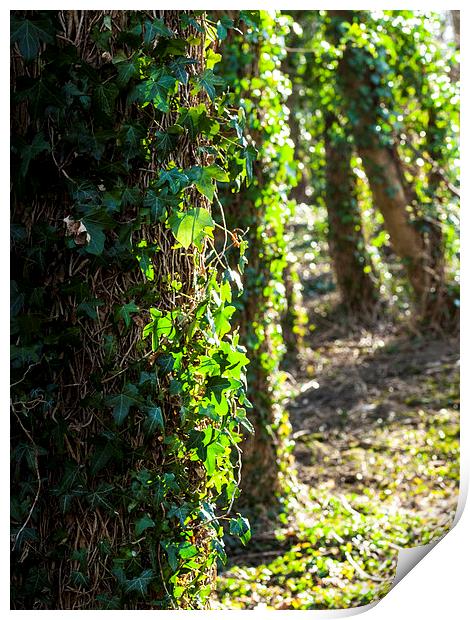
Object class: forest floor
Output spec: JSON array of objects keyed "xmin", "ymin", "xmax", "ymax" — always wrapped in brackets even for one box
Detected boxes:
[{"xmin": 214, "ymin": 223, "xmax": 460, "ymax": 610}]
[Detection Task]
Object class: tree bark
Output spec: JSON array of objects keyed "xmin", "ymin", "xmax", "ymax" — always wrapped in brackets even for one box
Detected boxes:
[
  {"xmin": 326, "ymin": 10, "xmax": 455, "ymax": 324},
  {"xmin": 11, "ymin": 10, "xmax": 216, "ymax": 609},
  {"xmin": 324, "ymin": 117, "xmax": 378, "ymax": 315}
]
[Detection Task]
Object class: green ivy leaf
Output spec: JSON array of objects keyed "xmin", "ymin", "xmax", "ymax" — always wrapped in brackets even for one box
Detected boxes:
[
  {"xmin": 204, "ymin": 440, "xmax": 225, "ymax": 475},
  {"xmin": 157, "ymin": 167, "xmax": 189, "ymax": 194},
  {"xmin": 10, "ymin": 17, "xmax": 53, "ymax": 61},
  {"xmin": 135, "ymin": 514, "xmax": 156, "ymax": 535},
  {"xmin": 89, "ymin": 441, "xmax": 117, "ymax": 476},
  {"xmin": 206, "ymin": 48, "xmax": 222, "ymax": 70},
  {"xmin": 81, "ymin": 218, "xmax": 106, "ymax": 256},
  {"xmin": 115, "ymin": 59, "xmax": 139, "ymax": 86},
  {"xmin": 178, "ymin": 541, "xmax": 198, "ymax": 559},
  {"xmin": 205, "ymin": 376, "xmax": 231, "ymax": 404},
  {"xmin": 93, "ymin": 82, "xmax": 119, "ymax": 118},
  {"xmin": 20, "ymin": 132, "xmax": 51, "ymax": 177},
  {"xmin": 124, "ymin": 569, "xmax": 154, "ymax": 596},
  {"xmin": 143, "ymin": 189, "xmax": 178, "ymax": 222},
  {"xmin": 106, "ymin": 383, "xmax": 141, "ymax": 426},
  {"xmin": 143, "ymin": 18, "xmax": 174, "ymax": 44},
  {"xmin": 132, "ymin": 69, "xmax": 176, "ymax": 113},
  {"xmin": 169, "ymin": 57, "xmax": 198, "ymax": 85},
  {"xmin": 156, "ymin": 353, "xmax": 174, "ymax": 374},
  {"xmin": 229, "ymin": 515, "xmax": 251, "ymax": 545},
  {"xmin": 168, "ymin": 207, "xmax": 214, "ymax": 249},
  {"xmin": 190, "ymin": 165, "xmax": 228, "ymax": 200},
  {"xmin": 144, "ymin": 406, "xmax": 164, "ymax": 435},
  {"xmin": 154, "ymin": 131, "xmax": 177, "ymax": 160},
  {"xmin": 193, "ymin": 69, "xmax": 225, "ymax": 101},
  {"xmin": 243, "ymin": 144, "xmax": 258, "ymax": 184},
  {"xmin": 77, "ymin": 298, "xmax": 104, "ymax": 321},
  {"xmin": 116, "ymin": 301, "xmax": 139, "ymax": 328}
]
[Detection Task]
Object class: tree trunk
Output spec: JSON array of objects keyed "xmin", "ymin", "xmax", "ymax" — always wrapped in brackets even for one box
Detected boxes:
[
  {"xmin": 324, "ymin": 118, "xmax": 378, "ymax": 315},
  {"xmin": 11, "ymin": 10, "xmax": 218, "ymax": 609},
  {"xmin": 220, "ymin": 17, "xmax": 294, "ymax": 507},
  {"xmin": 326, "ymin": 10, "xmax": 454, "ymax": 324}
]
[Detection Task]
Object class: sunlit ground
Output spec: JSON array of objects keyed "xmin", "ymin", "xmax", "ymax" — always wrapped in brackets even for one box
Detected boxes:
[{"xmin": 214, "ymin": 205, "xmax": 459, "ymax": 610}]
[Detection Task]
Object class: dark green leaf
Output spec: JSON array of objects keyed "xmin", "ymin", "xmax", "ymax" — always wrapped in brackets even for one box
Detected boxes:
[
  {"xmin": 193, "ymin": 69, "xmax": 225, "ymax": 101},
  {"xmin": 20, "ymin": 132, "xmax": 51, "ymax": 177},
  {"xmin": 205, "ymin": 376, "xmax": 231, "ymax": 404},
  {"xmin": 106, "ymin": 383, "xmax": 141, "ymax": 426},
  {"xmin": 11, "ymin": 17, "xmax": 53, "ymax": 61},
  {"xmin": 143, "ymin": 18, "xmax": 174, "ymax": 45},
  {"xmin": 124, "ymin": 569, "xmax": 154, "ymax": 596},
  {"xmin": 169, "ymin": 57, "xmax": 198, "ymax": 85},
  {"xmin": 135, "ymin": 514, "xmax": 156, "ymax": 536},
  {"xmin": 143, "ymin": 406, "xmax": 164, "ymax": 435}
]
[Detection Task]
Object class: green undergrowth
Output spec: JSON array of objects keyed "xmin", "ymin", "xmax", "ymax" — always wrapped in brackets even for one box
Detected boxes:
[{"xmin": 214, "ymin": 344, "xmax": 459, "ymax": 610}]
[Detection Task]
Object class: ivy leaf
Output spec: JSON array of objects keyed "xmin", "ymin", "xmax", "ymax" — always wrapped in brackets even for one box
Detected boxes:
[
  {"xmin": 124, "ymin": 569, "xmax": 154, "ymax": 596},
  {"xmin": 143, "ymin": 189, "xmax": 176, "ymax": 222},
  {"xmin": 10, "ymin": 17, "xmax": 53, "ymax": 61},
  {"xmin": 162, "ymin": 542, "xmax": 179, "ymax": 571},
  {"xmin": 106, "ymin": 383, "xmax": 141, "ymax": 426},
  {"xmin": 243, "ymin": 144, "xmax": 258, "ymax": 184},
  {"xmin": 81, "ymin": 218, "xmax": 106, "ymax": 256},
  {"xmin": 20, "ymin": 132, "xmax": 51, "ymax": 177},
  {"xmin": 96, "ymin": 594, "xmax": 121, "ymax": 610},
  {"xmin": 167, "ymin": 503, "xmax": 191, "ymax": 526},
  {"xmin": 234, "ymin": 409, "xmax": 255, "ymax": 434},
  {"xmin": 154, "ymin": 130, "xmax": 177, "ymax": 160},
  {"xmin": 89, "ymin": 441, "xmax": 117, "ymax": 476},
  {"xmin": 143, "ymin": 406, "xmax": 164, "ymax": 435},
  {"xmin": 116, "ymin": 301, "xmax": 139, "ymax": 328},
  {"xmin": 157, "ymin": 167, "xmax": 189, "ymax": 194},
  {"xmin": 206, "ymin": 48, "xmax": 222, "ymax": 70},
  {"xmin": 191, "ymin": 165, "xmax": 228, "ymax": 200},
  {"xmin": 229, "ymin": 515, "xmax": 251, "ymax": 545},
  {"xmin": 156, "ymin": 353, "xmax": 174, "ymax": 374},
  {"xmin": 193, "ymin": 69, "xmax": 225, "ymax": 101},
  {"xmin": 205, "ymin": 376, "xmax": 231, "ymax": 404},
  {"xmin": 169, "ymin": 57, "xmax": 198, "ymax": 85},
  {"xmin": 87, "ymin": 483, "xmax": 115, "ymax": 512},
  {"xmin": 213, "ymin": 304, "xmax": 236, "ymax": 338},
  {"xmin": 143, "ymin": 18, "xmax": 174, "ymax": 45},
  {"xmin": 178, "ymin": 542, "xmax": 198, "ymax": 559},
  {"xmin": 132, "ymin": 69, "xmax": 176, "ymax": 113},
  {"xmin": 93, "ymin": 82, "xmax": 119, "ymax": 118},
  {"xmin": 204, "ymin": 164, "xmax": 229, "ymax": 182},
  {"xmin": 77, "ymin": 298, "xmax": 104, "ymax": 320},
  {"xmin": 121, "ymin": 123, "xmax": 145, "ymax": 160},
  {"xmin": 204, "ymin": 441, "xmax": 226, "ymax": 475},
  {"xmin": 121, "ymin": 185, "xmax": 141, "ymax": 206},
  {"xmin": 196, "ymin": 356, "xmax": 220, "ymax": 377},
  {"xmin": 115, "ymin": 59, "xmax": 138, "ymax": 86},
  {"xmin": 168, "ymin": 207, "xmax": 214, "ymax": 250},
  {"xmin": 135, "ymin": 515, "xmax": 156, "ymax": 536}
]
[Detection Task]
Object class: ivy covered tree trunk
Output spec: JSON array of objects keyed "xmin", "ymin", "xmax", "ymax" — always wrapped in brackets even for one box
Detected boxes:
[
  {"xmin": 324, "ymin": 117, "xmax": 378, "ymax": 314},
  {"xmin": 220, "ymin": 12, "xmax": 296, "ymax": 506},
  {"xmin": 326, "ymin": 10, "xmax": 458, "ymax": 325},
  {"xmin": 11, "ymin": 10, "xmax": 249, "ymax": 609},
  {"xmin": 326, "ymin": 10, "xmax": 456, "ymax": 325}
]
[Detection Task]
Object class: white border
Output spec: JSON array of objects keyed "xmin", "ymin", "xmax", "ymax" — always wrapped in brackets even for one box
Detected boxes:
[{"xmin": 2, "ymin": 3, "xmax": 466, "ymax": 617}]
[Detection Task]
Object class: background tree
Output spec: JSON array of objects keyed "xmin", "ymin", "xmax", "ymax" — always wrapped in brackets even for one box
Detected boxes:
[
  {"xmin": 218, "ymin": 11, "xmax": 297, "ymax": 506},
  {"xmin": 324, "ymin": 116, "xmax": 378, "ymax": 314},
  {"xmin": 325, "ymin": 10, "xmax": 458, "ymax": 325}
]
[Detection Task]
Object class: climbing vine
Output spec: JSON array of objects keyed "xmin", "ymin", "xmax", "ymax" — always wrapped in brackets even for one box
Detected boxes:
[
  {"xmin": 217, "ymin": 11, "xmax": 298, "ymax": 504},
  {"xmin": 11, "ymin": 10, "xmax": 256, "ymax": 609}
]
